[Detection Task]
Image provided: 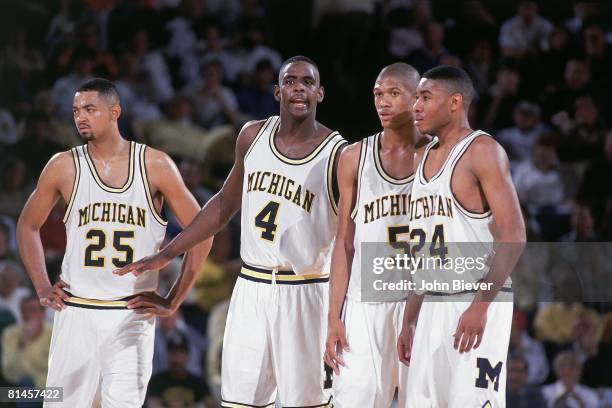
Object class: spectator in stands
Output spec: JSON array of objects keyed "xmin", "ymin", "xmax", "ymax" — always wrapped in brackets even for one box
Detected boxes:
[
  {"xmin": 553, "ymin": 94, "xmax": 607, "ymax": 163},
  {"xmin": 407, "ymin": 21, "xmax": 452, "ymax": 73},
  {"xmin": 582, "ymin": 22, "xmax": 612, "ymax": 86},
  {"xmin": 497, "ymin": 101, "xmax": 548, "ymax": 166},
  {"xmin": 569, "ymin": 310, "xmax": 612, "ymax": 388},
  {"xmin": 228, "ymin": 20, "xmax": 282, "ymax": 83},
  {"xmin": 483, "ymin": 62, "xmax": 523, "ymax": 129},
  {"xmin": 50, "ymin": 47, "xmax": 95, "ymax": 122},
  {"xmin": 153, "ymin": 310, "xmax": 207, "ymax": 377},
  {"xmin": 195, "ymin": 19, "xmax": 238, "ymax": 85},
  {"xmin": 578, "ymin": 130, "xmax": 612, "ymax": 204},
  {"xmin": 506, "ymin": 353, "xmax": 546, "ymax": 408},
  {"xmin": 0, "ymin": 262, "xmax": 30, "ymax": 323},
  {"xmin": 178, "ymin": 159, "xmax": 214, "ymax": 206},
  {"xmin": 465, "ymin": 38, "xmax": 495, "ymax": 97},
  {"xmin": 498, "ymin": 0, "xmax": 553, "ymax": 58},
  {"xmin": 114, "ymin": 52, "xmax": 162, "ymax": 123},
  {"xmin": 237, "ymin": 59, "xmax": 278, "ymax": 120},
  {"xmin": 10, "ymin": 111, "xmax": 64, "ymax": 177},
  {"xmin": 193, "ymin": 227, "xmax": 239, "ymax": 319},
  {"xmin": 185, "ymin": 60, "xmax": 241, "ymax": 129},
  {"xmin": 1, "ymin": 295, "xmax": 52, "ymax": 388},
  {"xmin": 513, "ymin": 133, "xmax": 570, "ymax": 213},
  {"xmin": 53, "ymin": 20, "xmax": 118, "ymax": 79},
  {"xmin": 127, "ymin": 28, "xmax": 174, "ymax": 104},
  {"xmin": 0, "ymin": 108, "xmax": 17, "ymax": 146},
  {"xmin": 561, "ymin": 200, "xmax": 599, "ymax": 242},
  {"xmin": 146, "ymin": 332, "xmax": 214, "ymax": 408},
  {"xmin": 509, "ymin": 310, "xmax": 549, "ymax": 384},
  {"xmin": 383, "ymin": 4, "xmax": 425, "ymax": 62},
  {"xmin": 164, "ymin": 0, "xmax": 205, "ymax": 64},
  {"xmin": 0, "ymin": 157, "xmax": 34, "ymax": 220},
  {"xmin": 30, "ymin": 89, "xmax": 81, "ymax": 148},
  {"xmin": 534, "ymin": 302, "xmax": 598, "ymax": 345},
  {"xmin": 138, "ymin": 94, "xmax": 234, "ymax": 161},
  {"xmin": 565, "ymin": 1, "xmax": 600, "ymax": 35},
  {"xmin": 0, "ymin": 219, "xmax": 17, "ymax": 261},
  {"xmin": 544, "ymin": 59, "xmax": 592, "ymax": 120},
  {"xmin": 542, "ymin": 350, "xmax": 599, "ymax": 408},
  {"xmin": 539, "ymin": 24, "xmax": 575, "ymax": 89}
]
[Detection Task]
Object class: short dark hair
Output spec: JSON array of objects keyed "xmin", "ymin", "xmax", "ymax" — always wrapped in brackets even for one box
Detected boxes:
[
  {"xmin": 278, "ymin": 55, "xmax": 319, "ymax": 83},
  {"xmin": 76, "ymin": 78, "xmax": 120, "ymax": 105},
  {"xmin": 422, "ymin": 65, "xmax": 475, "ymax": 106}
]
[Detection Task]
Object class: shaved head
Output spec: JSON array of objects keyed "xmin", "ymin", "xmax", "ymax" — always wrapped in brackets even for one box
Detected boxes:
[{"xmin": 377, "ymin": 63, "xmax": 420, "ymax": 92}]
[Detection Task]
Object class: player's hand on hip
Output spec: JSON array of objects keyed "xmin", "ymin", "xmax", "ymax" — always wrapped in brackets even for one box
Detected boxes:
[
  {"xmin": 453, "ymin": 302, "xmax": 488, "ymax": 354},
  {"xmin": 113, "ymin": 252, "xmax": 171, "ymax": 277},
  {"xmin": 324, "ymin": 318, "xmax": 349, "ymax": 375},
  {"xmin": 126, "ymin": 291, "xmax": 175, "ymax": 316},
  {"xmin": 397, "ymin": 323, "xmax": 416, "ymax": 366},
  {"xmin": 39, "ymin": 280, "xmax": 70, "ymax": 311}
]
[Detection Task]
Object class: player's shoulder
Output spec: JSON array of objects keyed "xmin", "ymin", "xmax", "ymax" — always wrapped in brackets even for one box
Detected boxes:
[
  {"xmin": 236, "ymin": 119, "xmax": 269, "ymax": 155},
  {"xmin": 465, "ymin": 131, "xmax": 509, "ymax": 170},
  {"xmin": 468, "ymin": 131, "xmax": 504, "ymax": 156},
  {"xmin": 45, "ymin": 149, "xmax": 78, "ymax": 172},
  {"xmin": 340, "ymin": 140, "xmax": 362, "ymax": 161},
  {"xmin": 141, "ymin": 144, "xmax": 174, "ymax": 168},
  {"xmin": 337, "ymin": 140, "xmax": 362, "ymax": 176}
]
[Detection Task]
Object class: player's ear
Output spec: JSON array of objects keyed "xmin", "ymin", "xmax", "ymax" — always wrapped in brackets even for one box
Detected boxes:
[
  {"xmin": 110, "ymin": 104, "xmax": 121, "ymax": 121},
  {"xmin": 317, "ymin": 85, "xmax": 325, "ymax": 103},
  {"xmin": 274, "ymin": 85, "xmax": 281, "ymax": 102},
  {"xmin": 450, "ymin": 93, "xmax": 462, "ymax": 112}
]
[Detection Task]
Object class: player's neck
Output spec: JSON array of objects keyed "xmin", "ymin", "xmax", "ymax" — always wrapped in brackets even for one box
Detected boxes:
[
  {"xmin": 277, "ymin": 115, "xmax": 318, "ymax": 141},
  {"xmin": 87, "ymin": 131, "xmax": 129, "ymax": 159},
  {"xmin": 382, "ymin": 123, "xmax": 418, "ymax": 149},
  {"xmin": 435, "ymin": 118, "xmax": 472, "ymax": 147}
]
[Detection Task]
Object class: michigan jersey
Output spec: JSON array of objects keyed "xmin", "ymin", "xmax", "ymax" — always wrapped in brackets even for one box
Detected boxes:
[
  {"xmin": 409, "ymin": 130, "xmax": 510, "ymax": 293},
  {"xmin": 61, "ymin": 142, "xmax": 167, "ymax": 299},
  {"xmin": 240, "ymin": 116, "xmax": 346, "ymax": 275},
  {"xmin": 348, "ymin": 133, "xmax": 414, "ymax": 302}
]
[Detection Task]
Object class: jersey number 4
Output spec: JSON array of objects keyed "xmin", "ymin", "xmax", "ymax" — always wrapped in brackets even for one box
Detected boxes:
[
  {"xmin": 84, "ymin": 229, "xmax": 134, "ymax": 268},
  {"xmin": 388, "ymin": 224, "xmax": 448, "ymax": 259},
  {"xmin": 255, "ymin": 201, "xmax": 280, "ymax": 241}
]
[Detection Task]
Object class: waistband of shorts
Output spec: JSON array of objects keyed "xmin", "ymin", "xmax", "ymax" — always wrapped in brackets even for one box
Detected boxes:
[
  {"xmin": 63, "ymin": 291, "xmax": 137, "ymax": 309},
  {"xmin": 238, "ymin": 262, "xmax": 329, "ymax": 285}
]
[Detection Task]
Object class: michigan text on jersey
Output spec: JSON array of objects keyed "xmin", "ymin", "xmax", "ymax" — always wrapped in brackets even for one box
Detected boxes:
[
  {"xmin": 78, "ymin": 202, "xmax": 147, "ymax": 227},
  {"xmin": 246, "ymin": 171, "xmax": 315, "ymax": 213}
]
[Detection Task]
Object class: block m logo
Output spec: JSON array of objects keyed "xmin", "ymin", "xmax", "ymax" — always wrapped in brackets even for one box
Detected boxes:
[{"xmin": 475, "ymin": 358, "xmax": 502, "ymax": 392}]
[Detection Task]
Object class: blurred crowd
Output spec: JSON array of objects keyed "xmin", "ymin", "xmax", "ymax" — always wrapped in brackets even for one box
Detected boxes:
[{"xmin": 0, "ymin": 0, "xmax": 611, "ymax": 407}]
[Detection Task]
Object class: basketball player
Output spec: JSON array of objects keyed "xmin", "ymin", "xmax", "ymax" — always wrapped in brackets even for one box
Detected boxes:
[
  {"xmin": 16, "ymin": 78, "xmax": 212, "ymax": 407},
  {"xmin": 324, "ymin": 63, "xmax": 427, "ymax": 407},
  {"xmin": 115, "ymin": 56, "xmax": 346, "ymax": 408},
  {"xmin": 397, "ymin": 66, "xmax": 525, "ymax": 408}
]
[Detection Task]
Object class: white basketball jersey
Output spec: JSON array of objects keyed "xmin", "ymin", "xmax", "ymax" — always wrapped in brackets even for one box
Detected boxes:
[
  {"xmin": 348, "ymin": 133, "xmax": 414, "ymax": 302},
  {"xmin": 409, "ymin": 130, "xmax": 510, "ymax": 293},
  {"xmin": 240, "ymin": 116, "xmax": 346, "ymax": 275},
  {"xmin": 61, "ymin": 142, "xmax": 167, "ymax": 299}
]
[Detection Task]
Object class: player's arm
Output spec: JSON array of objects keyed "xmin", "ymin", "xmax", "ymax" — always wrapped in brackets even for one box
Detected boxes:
[
  {"xmin": 324, "ymin": 142, "xmax": 359, "ymax": 375},
  {"xmin": 16, "ymin": 153, "xmax": 73, "ymax": 311},
  {"xmin": 126, "ymin": 148, "xmax": 214, "ymax": 315},
  {"xmin": 114, "ymin": 120, "xmax": 265, "ymax": 276},
  {"xmin": 453, "ymin": 137, "xmax": 526, "ymax": 354}
]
